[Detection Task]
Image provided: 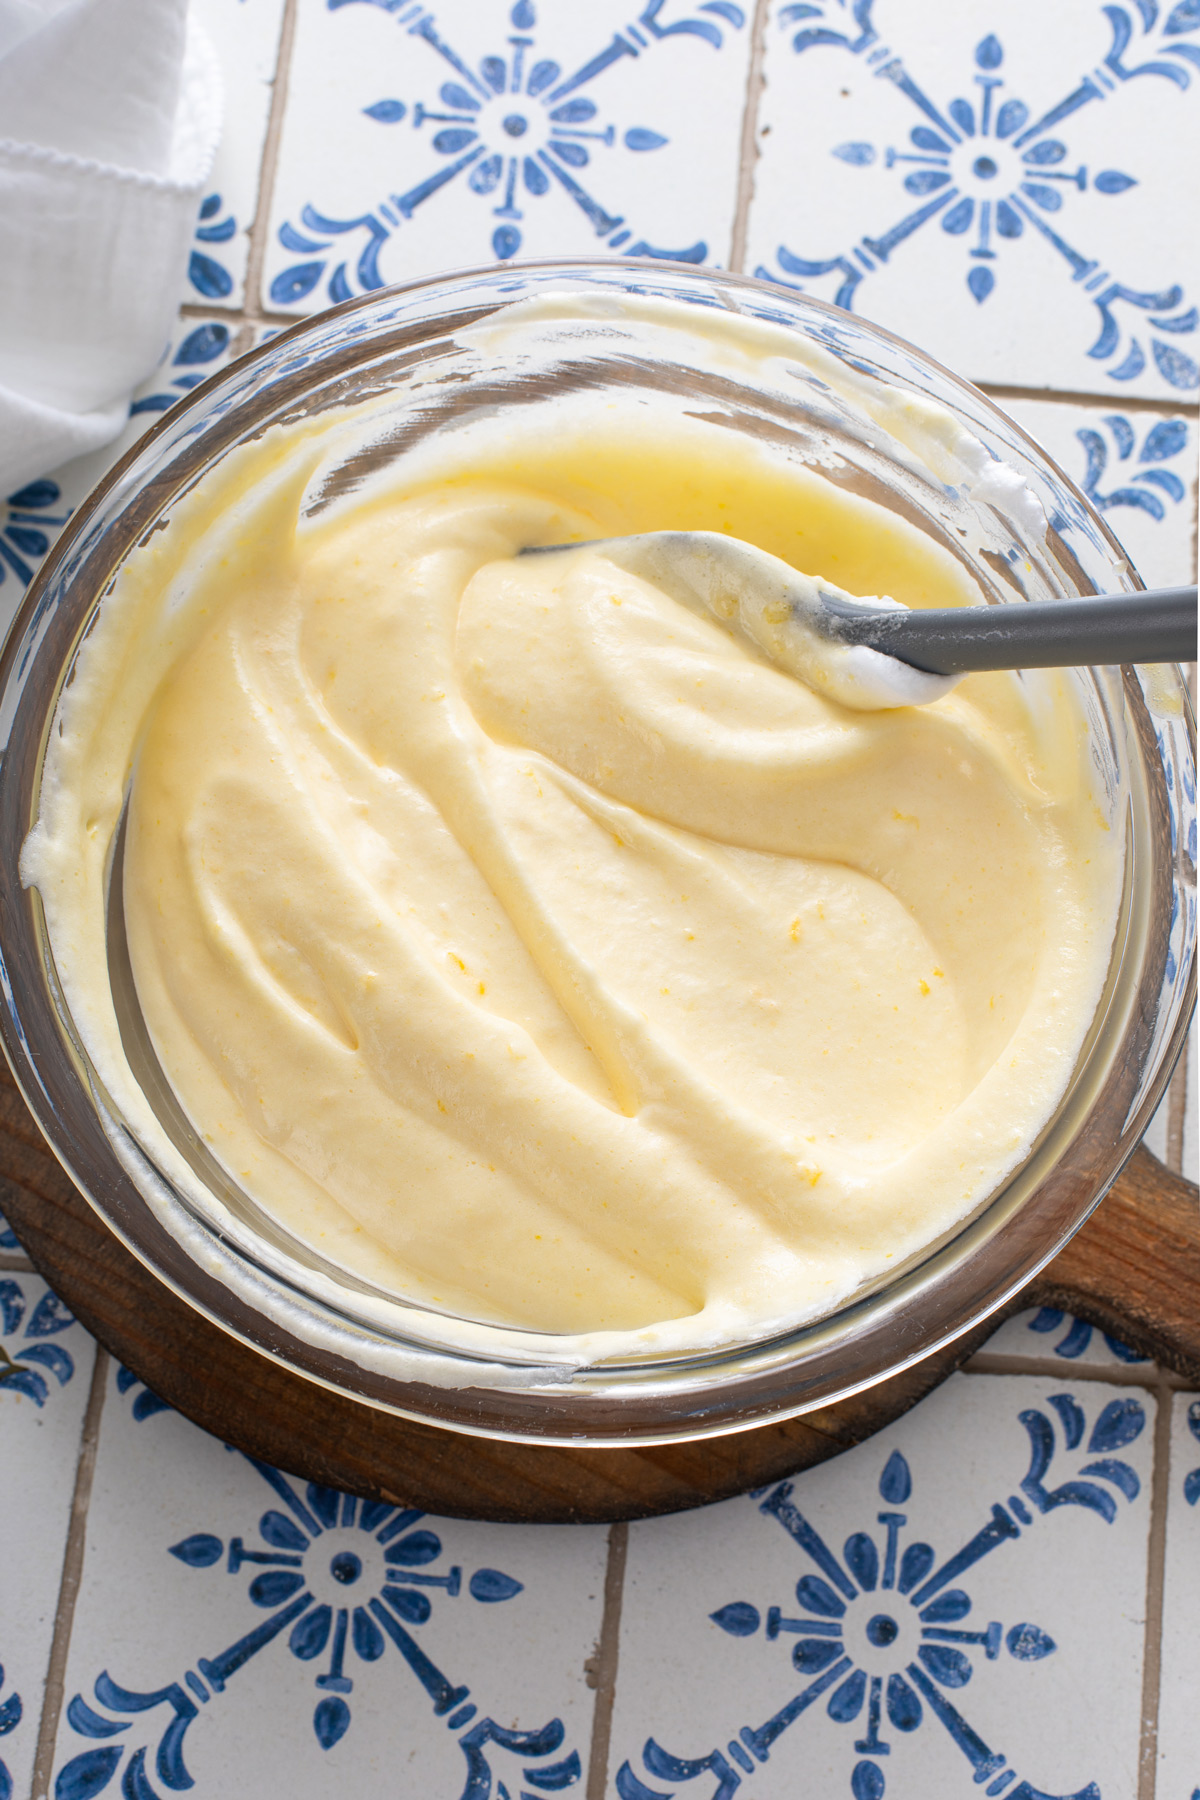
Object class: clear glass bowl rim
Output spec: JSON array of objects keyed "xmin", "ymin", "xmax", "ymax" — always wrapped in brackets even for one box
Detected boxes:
[{"xmin": 0, "ymin": 258, "xmax": 1193, "ymax": 1447}]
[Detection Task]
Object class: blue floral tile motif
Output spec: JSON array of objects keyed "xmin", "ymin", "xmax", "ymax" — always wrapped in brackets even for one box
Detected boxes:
[
  {"xmin": 189, "ymin": 194, "xmax": 239, "ymax": 303},
  {"xmin": 0, "ymin": 479, "xmax": 72, "ymax": 594},
  {"xmin": 114, "ymin": 1367, "xmax": 173, "ymax": 1424},
  {"xmin": 998, "ymin": 396, "xmax": 1196, "ymax": 590},
  {"xmin": 0, "ymin": 1662, "xmax": 21, "ymax": 1800},
  {"xmin": 0, "ymin": 1210, "xmax": 19, "ymax": 1252},
  {"xmin": 1154, "ymin": 721, "xmax": 1198, "ymax": 944},
  {"xmin": 1158, "ymin": 1394, "xmax": 1200, "ymax": 1790},
  {"xmin": 53, "ymin": 1440, "xmax": 584, "ymax": 1799},
  {"xmin": 0, "ymin": 1278, "xmax": 77, "ymax": 1407},
  {"xmin": 0, "ymin": 1277, "xmax": 94, "ymax": 1800},
  {"xmin": 1183, "ymin": 1399, "xmax": 1200, "ymax": 1506},
  {"xmin": 755, "ymin": 2, "xmax": 1199, "ymax": 390},
  {"xmin": 268, "ymin": 0, "xmax": 745, "ymax": 310},
  {"xmin": 1074, "ymin": 412, "xmax": 1192, "ymax": 518},
  {"xmin": 130, "ymin": 322, "xmax": 234, "ymax": 416},
  {"xmin": 1023, "ymin": 1308, "xmax": 1146, "ymax": 1363},
  {"xmin": 617, "ymin": 1393, "xmax": 1148, "ymax": 1800}
]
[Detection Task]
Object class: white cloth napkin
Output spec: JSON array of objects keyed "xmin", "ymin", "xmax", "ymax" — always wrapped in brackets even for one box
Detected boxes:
[{"xmin": 0, "ymin": 0, "xmax": 222, "ymax": 499}]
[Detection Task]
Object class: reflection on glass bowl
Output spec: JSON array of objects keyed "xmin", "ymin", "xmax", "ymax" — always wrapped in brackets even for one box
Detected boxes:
[{"xmin": 0, "ymin": 262, "xmax": 1192, "ymax": 1445}]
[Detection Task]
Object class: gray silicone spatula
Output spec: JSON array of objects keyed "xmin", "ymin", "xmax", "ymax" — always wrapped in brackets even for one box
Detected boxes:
[{"xmin": 522, "ymin": 531, "xmax": 1197, "ymax": 673}]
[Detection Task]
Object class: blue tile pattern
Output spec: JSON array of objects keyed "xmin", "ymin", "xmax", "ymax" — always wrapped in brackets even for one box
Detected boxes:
[
  {"xmin": 266, "ymin": 0, "xmax": 750, "ymax": 310},
  {"xmin": 282, "ymin": 0, "xmax": 739, "ymax": 288},
  {"xmin": 1184, "ymin": 1399, "xmax": 1200, "ymax": 1506},
  {"xmin": 759, "ymin": 5, "xmax": 1199, "ymax": 389},
  {"xmin": 48, "ymin": 1369, "xmax": 601, "ymax": 1800},
  {"xmin": 1, "ymin": 1278, "xmax": 95, "ymax": 1800},
  {"xmin": 0, "ymin": 1277, "xmax": 76, "ymax": 1800},
  {"xmin": 1022, "ymin": 1310, "xmax": 1146, "ymax": 1364},
  {"xmin": 0, "ymin": 1278, "xmax": 79, "ymax": 1409},
  {"xmin": 0, "ymin": 4, "xmax": 1194, "ymax": 1795},
  {"xmin": 1000, "ymin": 395, "xmax": 1197, "ymax": 597},
  {"xmin": 1158, "ymin": 1397, "xmax": 1200, "ymax": 1789},
  {"xmin": 1075, "ymin": 413, "xmax": 1193, "ymax": 517},
  {"xmin": 0, "ymin": 1663, "xmax": 20, "ymax": 1800},
  {"xmin": 55, "ymin": 1437, "xmax": 578, "ymax": 1796},
  {"xmin": 0, "ymin": 480, "xmax": 72, "ymax": 595},
  {"xmin": 750, "ymin": 0, "xmax": 1200, "ymax": 394},
  {"xmin": 189, "ymin": 195, "xmax": 240, "ymax": 304},
  {"xmin": 759, "ymin": 5, "xmax": 1200, "ymax": 379},
  {"xmin": 130, "ymin": 322, "xmax": 236, "ymax": 416},
  {"xmin": 616, "ymin": 1394, "xmax": 1149, "ymax": 1800}
]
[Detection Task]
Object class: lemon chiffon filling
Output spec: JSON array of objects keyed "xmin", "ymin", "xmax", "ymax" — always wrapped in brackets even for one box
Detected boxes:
[{"xmin": 22, "ymin": 397, "xmax": 1123, "ymax": 1358}]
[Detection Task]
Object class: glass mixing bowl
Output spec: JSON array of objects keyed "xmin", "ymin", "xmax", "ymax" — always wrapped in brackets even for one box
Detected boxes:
[{"xmin": 0, "ymin": 262, "xmax": 1193, "ymax": 1446}]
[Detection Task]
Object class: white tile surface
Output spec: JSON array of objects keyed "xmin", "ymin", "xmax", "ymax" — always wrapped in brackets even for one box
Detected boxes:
[
  {"xmin": 611, "ymin": 1373, "xmax": 1155, "ymax": 1798},
  {"xmin": 1142, "ymin": 1082, "xmax": 1173, "ymax": 1169},
  {"xmin": 0, "ymin": 1275, "xmax": 96, "ymax": 1800},
  {"xmin": 1146, "ymin": 1023, "xmax": 1196, "ymax": 1188},
  {"xmin": 264, "ymin": 0, "xmax": 754, "ymax": 315},
  {"xmin": 50, "ymin": 1362, "xmax": 607, "ymax": 1800},
  {"xmin": 190, "ymin": 0, "xmax": 288, "ymax": 309},
  {"xmin": 981, "ymin": 1306, "xmax": 1154, "ymax": 1369},
  {"xmin": 1158, "ymin": 1393, "xmax": 1200, "ymax": 1798},
  {"xmin": 998, "ymin": 398, "xmax": 1197, "ymax": 590},
  {"xmin": 747, "ymin": 0, "xmax": 1200, "ymax": 399},
  {"xmin": 4, "ymin": 9, "xmax": 1196, "ymax": 1796}
]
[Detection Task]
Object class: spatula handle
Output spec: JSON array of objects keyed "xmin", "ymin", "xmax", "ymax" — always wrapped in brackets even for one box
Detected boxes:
[{"xmin": 834, "ymin": 585, "xmax": 1197, "ymax": 674}]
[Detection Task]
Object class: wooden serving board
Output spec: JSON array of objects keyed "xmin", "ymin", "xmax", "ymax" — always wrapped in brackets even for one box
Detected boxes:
[{"xmin": 1, "ymin": 1063, "xmax": 1196, "ymax": 1524}]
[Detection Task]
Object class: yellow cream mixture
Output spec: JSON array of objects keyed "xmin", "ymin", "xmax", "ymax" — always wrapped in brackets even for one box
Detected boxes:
[{"xmin": 23, "ymin": 387, "xmax": 1123, "ymax": 1357}]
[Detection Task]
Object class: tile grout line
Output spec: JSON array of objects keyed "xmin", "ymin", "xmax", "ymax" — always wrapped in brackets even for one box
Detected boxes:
[
  {"xmin": 727, "ymin": 0, "xmax": 771, "ymax": 274},
  {"xmin": 31, "ymin": 1349, "xmax": 109, "ymax": 1800},
  {"xmin": 240, "ymin": 0, "xmax": 300, "ymax": 324},
  {"xmin": 584, "ymin": 1521, "xmax": 628, "ymax": 1800},
  {"xmin": 230, "ymin": 322, "xmax": 258, "ymax": 364},
  {"xmin": 1166, "ymin": 1047, "xmax": 1188, "ymax": 1178},
  {"xmin": 1135, "ymin": 1369, "xmax": 1174, "ymax": 1800},
  {"xmin": 978, "ymin": 384, "xmax": 1199, "ymax": 419},
  {"xmin": 177, "ymin": 297, "xmax": 319, "ymax": 332},
  {"xmin": 0, "ymin": 1254, "xmax": 34, "ymax": 1273},
  {"xmin": 963, "ymin": 1353, "xmax": 1188, "ymax": 1388}
]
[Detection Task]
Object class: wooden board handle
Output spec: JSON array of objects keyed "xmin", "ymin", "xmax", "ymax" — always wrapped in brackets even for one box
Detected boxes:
[
  {"xmin": 0, "ymin": 1062, "xmax": 1194, "ymax": 1521},
  {"xmin": 1022, "ymin": 1144, "xmax": 1200, "ymax": 1380}
]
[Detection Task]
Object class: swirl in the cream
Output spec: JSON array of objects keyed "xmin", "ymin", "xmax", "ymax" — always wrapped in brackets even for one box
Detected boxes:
[{"xmin": 23, "ymin": 404, "xmax": 1122, "ymax": 1354}]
